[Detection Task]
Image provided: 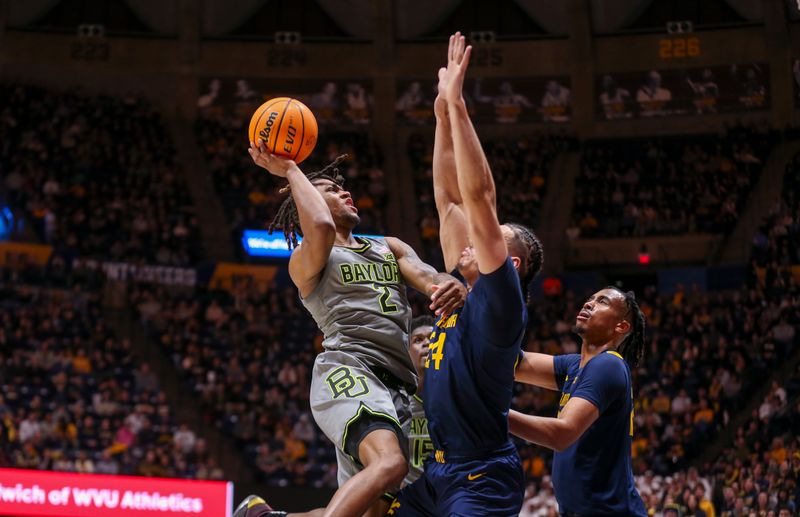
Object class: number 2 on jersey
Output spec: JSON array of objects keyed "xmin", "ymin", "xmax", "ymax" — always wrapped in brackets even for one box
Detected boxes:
[
  {"xmin": 425, "ymin": 333, "xmax": 446, "ymax": 370},
  {"xmin": 371, "ymin": 283, "xmax": 398, "ymax": 314}
]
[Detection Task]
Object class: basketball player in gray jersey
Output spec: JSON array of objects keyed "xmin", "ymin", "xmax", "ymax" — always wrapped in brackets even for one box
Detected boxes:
[
  {"xmin": 405, "ymin": 316, "xmax": 434, "ymax": 486},
  {"xmin": 236, "ymin": 143, "xmax": 465, "ymax": 517}
]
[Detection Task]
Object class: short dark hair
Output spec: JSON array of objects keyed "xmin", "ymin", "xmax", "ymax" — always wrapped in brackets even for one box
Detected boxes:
[
  {"xmin": 605, "ymin": 286, "xmax": 646, "ymax": 366},
  {"xmin": 411, "ymin": 315, "xmax": 435, "ymax": 333},
  {"xmin": 268, "ymin": 155, "xmax": 349, "ymax": 249},
  {"xmin": 506, "ymin": 222, "xmax": 543, "ymax": 305}
]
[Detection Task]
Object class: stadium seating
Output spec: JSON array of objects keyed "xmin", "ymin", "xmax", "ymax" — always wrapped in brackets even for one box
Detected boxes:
[
  {"xmin": 751, "ymin": 149, "xmax": 800, "ymax": 295},
  {"xmin": 0, "ymin": 85, "xmax": 203, "ymax": 265},
  {"xmin": 0, "ymin": 282, "xmax": 219, "ymax": 479},
  {"xmin": 572, "ymin": 124, "xmax": 774, "ymax": 238}
]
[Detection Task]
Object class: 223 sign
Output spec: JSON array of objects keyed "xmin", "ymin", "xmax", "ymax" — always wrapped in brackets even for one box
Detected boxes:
[{"xmin": 658, "ymin": 37, "xmax": 700, "ymax": 59}]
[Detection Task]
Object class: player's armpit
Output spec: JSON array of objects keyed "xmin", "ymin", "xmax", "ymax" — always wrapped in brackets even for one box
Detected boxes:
[
  {"xmin": 515, "ymin": 352, "xmax": 557, "ymax": 391},
  {"xmin": 436, "ymin": 200, "xmax": 469, "ymax": 274}
]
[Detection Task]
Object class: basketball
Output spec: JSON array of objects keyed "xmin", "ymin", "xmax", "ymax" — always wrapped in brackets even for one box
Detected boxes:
[{"xmin": 248, "ymin": 97, "xmax": 318, "ymax": 164}]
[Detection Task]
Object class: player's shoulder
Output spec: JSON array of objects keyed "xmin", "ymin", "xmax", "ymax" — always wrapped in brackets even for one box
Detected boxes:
[
  {"xmin": 473, "ymin": 257, "xmax": 520, "ymax": 292},
  {"xmin": 586, "ymin": 351, "xmax": 629, "ymax": 377},
  {"xmin": 554, "ymin": 353, "xmax": 581, "ymax": 374}
]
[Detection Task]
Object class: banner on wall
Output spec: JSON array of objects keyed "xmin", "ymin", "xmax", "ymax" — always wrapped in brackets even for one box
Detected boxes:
[
  {"xmin": 198, "ymin": 77, "xmax": 373, "ymax": 125},
  {"xmin": 396, "ymin": 76, "xmax": 572, "ymax": 125},
  {"xmin": 0, "ymin": 242, "xmax": 53, "ymax": 266},
  {"xmin": 595, "ymin": 63, "xmax": 770, "ymax": 120},
  {"xmin": 71, "ymin": 259, "xmax": 199, "ymax": 287},
  {"xmin": 0, "ymin": 468, "xmax": 232, "ymax": 517}
]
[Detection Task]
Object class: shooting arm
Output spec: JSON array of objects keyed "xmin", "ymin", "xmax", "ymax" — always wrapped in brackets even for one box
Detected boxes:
[{"xmin": 285, "ymin": 166, "xmax": 336, "ymax": 297}]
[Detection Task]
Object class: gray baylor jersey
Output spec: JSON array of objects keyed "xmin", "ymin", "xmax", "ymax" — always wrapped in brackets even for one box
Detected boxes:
[
  {"xmin": 405, "ymin": 394, "xmax": 432, "ymax": 485},
  {"xmin": 301, "ymin": 236, "xmax": 416, "ymax": 386}
]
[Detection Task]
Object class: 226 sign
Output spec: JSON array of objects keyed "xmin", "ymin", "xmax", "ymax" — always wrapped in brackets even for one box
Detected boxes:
[
  {"xmin": 658, "ymin": 37, "xmax": 700, "ymax": 59},
  {"xmin": 71, "ymin": 41, "xmax": 110, "ymax": 61}
]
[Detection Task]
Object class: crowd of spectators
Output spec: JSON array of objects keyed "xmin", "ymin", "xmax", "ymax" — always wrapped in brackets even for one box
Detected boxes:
[
  {"xmin": 196, "ymin": 112, "xmax": 387, "ymax": 257},
  {"xmin": 571, "ymin": 123, "xmax": 774, "ymax": 239},
  {"xmin": 406, "ymin": 132, "xmax": 570, "ymax": 266},
  {"xmin": 751, "ymin": 149, "xmax": 800, "ymax": 296},
  {"xmin": 0, "ymin": 283, "xmax": 220, "ymax": 479},
  {"xmin": 0, "ymin": 84, "xmax": 203, "ymax": 265},
  {"xmin": 131, "ymin": 278, "xmax": 337, "ymax": 487}
]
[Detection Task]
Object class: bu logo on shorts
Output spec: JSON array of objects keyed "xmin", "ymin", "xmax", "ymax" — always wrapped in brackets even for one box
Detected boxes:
[{"xmin": 326, "ymin": 366, "xmax": 370, "ymax": 399}]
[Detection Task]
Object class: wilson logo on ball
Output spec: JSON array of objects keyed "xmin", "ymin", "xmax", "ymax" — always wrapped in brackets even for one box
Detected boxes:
[
  {"xmin": 258, "ymin": 111, "xmax": 278, "ymax": 144},
  {"xmin": 249, "ymin": 97, "xmax": 318, "ymax": 164}
]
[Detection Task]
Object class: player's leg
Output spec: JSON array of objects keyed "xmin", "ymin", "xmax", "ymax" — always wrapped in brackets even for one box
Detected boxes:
[
  {"xmin": 321, "ymin": 428, "xmax": 406, "ymax": 517},
  {"xmin": 235, "ymin": 428, "xmax": 406, "ymax": 517},
  {"xmin": 235, "ymin": 432, "xmax": 404, "ymax": 517}
]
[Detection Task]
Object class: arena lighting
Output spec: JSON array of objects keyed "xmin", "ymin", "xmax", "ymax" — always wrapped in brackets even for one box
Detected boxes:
[
  {"xmin": 665, "ymin": 20, "xmax": 693, "ymax": 34},
  {"xmin": 274, "ymin": 31, "xmax": 302, "ymax": 44},
  {"xmin": 638, "ymin": 244, "xmax": 651, "ymax": 265},
  {"xmin": 0, "ymin": 207, "xmax": 14, "ymax": 240},
  {"xmin": 242, "ymin": 230, "xmax": 384, "ymax": 258}
]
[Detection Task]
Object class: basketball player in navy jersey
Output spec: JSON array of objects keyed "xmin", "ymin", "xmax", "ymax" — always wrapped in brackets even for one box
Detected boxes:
[
  {"xmin": 511, "ymin": 286, "xmax": 648, "ymax": 516},
  {"xmin": 389, "ymin": 32, "xmax": 543, "ymax": 516}
]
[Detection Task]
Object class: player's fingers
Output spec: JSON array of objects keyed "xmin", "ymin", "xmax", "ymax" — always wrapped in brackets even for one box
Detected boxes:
[
  {"xmin": 432, "ymin": 287, "xmax": 459, "ymax": 312},
  {"xmin": 461, "ymin": 45, "xmax": 472, "ymax": 69},
  {"xmin": 457, "ymin": 33, "xmax": 466, "ymax": 62},
  {"xmin": 448, "ymin": 34, "xmax": 455, "ymax": 63}
]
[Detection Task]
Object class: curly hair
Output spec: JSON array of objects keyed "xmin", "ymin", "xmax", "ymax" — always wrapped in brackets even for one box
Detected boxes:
[
  {"xmin": 605, "ymin": 286, "xmax": 646, "ymax": 367},
  {"xmin": 506, "ymin": 222, "xmax": 544, "ymax": 305},
  {"xmin": 268, "ymin": 155, "xmax": 349, "ymax": 249}
]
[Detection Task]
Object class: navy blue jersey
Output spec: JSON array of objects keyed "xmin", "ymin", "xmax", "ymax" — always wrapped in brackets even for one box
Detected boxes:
[
  {"xmin": 423, "ymin": 257, "xmax": 527, "ymax": 457},
  {"xmin": 551, "ymin": 351, "xmax": 647, "ymax": 516}
]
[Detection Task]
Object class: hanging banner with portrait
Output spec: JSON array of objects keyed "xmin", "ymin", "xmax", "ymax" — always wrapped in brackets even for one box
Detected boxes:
[
  {"xmin": 396, "ymin": 76, "xmax": 572, "ymax": 125},
  {"xmin": 198, "ymin": 77, "xmax": 374, "ymax": 126},
  {"xmin": 595, "ymin": 64, "xmax": 770, "ymax": 120}
]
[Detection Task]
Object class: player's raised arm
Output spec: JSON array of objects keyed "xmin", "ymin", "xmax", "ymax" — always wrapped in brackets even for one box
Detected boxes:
[
  {"xmin": 249, "ymin": 141, "xmax": 335, "ymax": 297},
  {"xmin": 441, "ymin": 33, "xmax": 507, "ymax": 274},
  {"xmin": 384, "ymin": 236, "xmax": 466, "ymax": 316},
  {"xmin": 432, "ymin": 89, "xmax": 468, "ymax": 273}
]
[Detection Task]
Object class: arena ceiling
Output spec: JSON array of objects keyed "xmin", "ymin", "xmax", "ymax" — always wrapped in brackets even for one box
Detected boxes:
[{"xmin": 4, "ymin": 0, "xmax": 795, "ymax": 39}]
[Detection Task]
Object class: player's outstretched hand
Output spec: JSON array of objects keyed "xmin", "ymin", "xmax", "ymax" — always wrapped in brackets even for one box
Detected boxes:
[
  {"xmin": 439, "ymin": 31, "xmax": 472, "ymax": 104},
  {"xmin": 249, "ymin": 140, "xmax": 298, "ymax": 178},
  {"xmin": 429, "ymin": 276, "xmax": 467, "ymax": 317}
]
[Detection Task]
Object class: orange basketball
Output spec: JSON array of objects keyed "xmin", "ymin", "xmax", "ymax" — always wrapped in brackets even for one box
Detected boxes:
[{"xmin": 248, "ymin": 97, "xmax": 318, "ymax": 164}]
